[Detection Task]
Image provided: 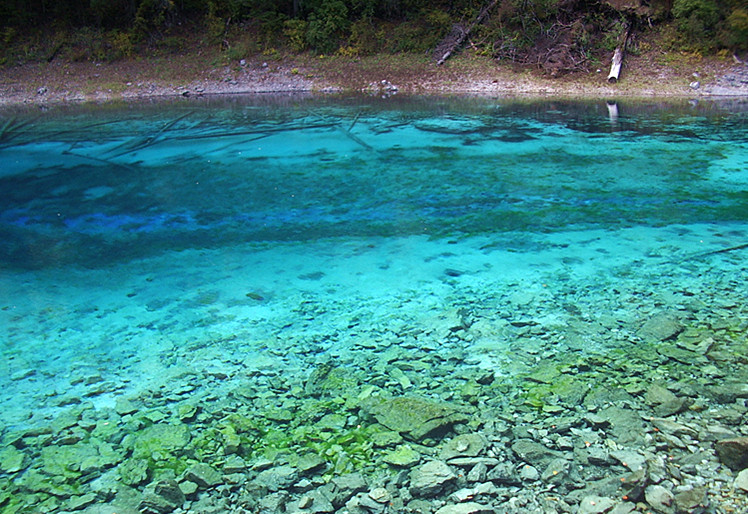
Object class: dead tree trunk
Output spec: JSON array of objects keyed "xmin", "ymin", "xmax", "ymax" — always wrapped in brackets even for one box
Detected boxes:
[
  {"xmin": 435, "ymin": 0, "xmax": 500, "ymax": 65},
  {"xmin": 608, "ymin": 22, "xmax": 631, "ymax": 83}
]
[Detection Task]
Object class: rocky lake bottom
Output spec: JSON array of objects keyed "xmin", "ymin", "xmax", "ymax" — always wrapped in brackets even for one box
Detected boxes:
[
  {"xmin": 2, "ymin": 226, "xmax": 747, "ymax": 514},
  {"xmin": 0, "ymin": 97, "xmax": 747, "ymax": 514}
]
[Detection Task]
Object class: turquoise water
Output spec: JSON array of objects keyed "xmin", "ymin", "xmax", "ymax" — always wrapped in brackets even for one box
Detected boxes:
[{"xmin": 0, "ymin": 95, "xmax": 747, "ymax": 511}]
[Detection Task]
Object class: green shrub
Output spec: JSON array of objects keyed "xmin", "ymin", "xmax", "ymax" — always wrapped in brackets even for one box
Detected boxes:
[
  {"xmin": 306, "ymin": 0, "xmax": 349, "ymax": 53},
  {"xmin": 284, "ymin": 18, "xmax": 309, "ymax": 52},
  {"xmin": 108, "ymin": 30, "xmax": 134, "ymax": 60},
  {"xmin": 226, "ymin": 39, "xmax": 256, "ymax": 60},
  {"xmin": 721, "ymin": 8, "xmax": 748, "ymax": 51},
  {"xmin": 672, "ymin": 0, "xmax": 720, "ymax": 50},
  {"xmin": 134, "ymin": 0, "xmax": 176, "ymax": 43}
]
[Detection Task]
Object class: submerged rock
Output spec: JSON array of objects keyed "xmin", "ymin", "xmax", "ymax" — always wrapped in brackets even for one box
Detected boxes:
[
  {"xmin": 644, "ymin": 484, "xmax": 674, "ymax": 513},
  {"xmin": 254, "ymin": 465, "xmax": 299, "ymax": 492},
  {"xmin": 132, "ymin": 423, "xmax": 192, "ymax": 460},
  {"xmin": 361, "ymin": 396, "xmax": 468, "ymax": 442},
  {"xmin": 434, "ymin": 502, "xmax": 494, "ymax": 514},
  {"xmin": 383, "ymin": 445, "xmax": 422, "ymax": 467},
  {"xmin": 328, "ymin": 472, "xmax": 368, "ymax": 506},
  {"xmin": 577, "ymin": 495, "xmax": 617, "ymax": 514},
  {"xmin": 297, "ymin": 453, "xmax": 327, "ymax": 475},
  {"xmin": 184, "ymin": 462, "xmax": 222, "ymax": 489},
  {"xmin": 409, "ymin": 460, "xmax": 456, "ymax": 497},
  {"xmin": 118, "ymin": 458, "xmax": 149, "ymax": 486},
  {"xmin": 673, "ymin": 486, "xmax": 708, "ymax": 512},
  {"xmin": 645, "ymin": 384, "xmax": 691, "ymax": 417},
  {"xmin": 139, "ymin": 479, "xmax": 185, "ymax": 514},
  {"xmin": 637, "ymin": 311, "xmax": 683, "ymax": 343},
  {"xmin": 305, "ymin": 362, "xmax": 361, "ymax": 397},
  {"xmin": 715, "ymin": 436, "xmax": 748, "ymax": 471},
  {"xmin": 40, "ymin": 438, "xmax": 123, "ymax": 481},
  {"xmin": 440, "ymin": 433, "xmax": 487, "ymax": 460},
  {"xmin": 511, "ymin": 439, "xmax": 564, "ymax": 469},
  {"xmin": 0, "ymin": 446, "xmax": 28, "ymax": 473},
  {"xmin": 735, "ymin": 469, "xmax": 748, "ymax": 492}
]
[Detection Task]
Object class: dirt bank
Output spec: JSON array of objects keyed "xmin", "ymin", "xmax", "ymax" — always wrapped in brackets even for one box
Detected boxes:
[{"xmin": 1, "ymin": 50, "xmax": 747, "ymax": 106}]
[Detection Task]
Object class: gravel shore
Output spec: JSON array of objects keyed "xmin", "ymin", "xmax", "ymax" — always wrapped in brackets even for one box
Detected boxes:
[{"xmin": 1, "ymin": 53, "xmax": 747, "ymax": 106}]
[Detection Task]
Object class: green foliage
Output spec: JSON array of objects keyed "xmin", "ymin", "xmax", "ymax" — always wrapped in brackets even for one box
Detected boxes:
[
  {"xmin": 90, "ymin": 0, "xmax": 137, "ymax": 29},
  {"xmin": 284, "ymin": 18, "xmax": 309, "ymax": 51},
  {"xmin": 0, "ymin": 0, "xmax": 740, "ymax": 63},
  {"xmin": 346, "ymin": 17, "xmax": 383, "ymax": 55},
  {"xmin": 108, "ymin": 30, "xmax": 135, "ymax": 60},
  {"xmin": 225, "ymin": 38, "xmax": 256, "ymax": 60},
  {"xmin": 721, "ymin": 7, "xmax": 748, "ymax": 51},
  {"xmin": 134, "ymin": 0, "xmax": 176, "ymax": 43},
  {"xmin": 305, "ymin": 0, "xmax": 349, "ymax": 53},
  {"xmin": 672, "ymin": 0, "xmax": 720, "ymax": 51}
]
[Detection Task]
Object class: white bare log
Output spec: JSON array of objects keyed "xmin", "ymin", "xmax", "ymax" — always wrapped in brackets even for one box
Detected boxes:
[
  {"xmin": 607, "ymin": 21, "xmax": 631, "ymax": 84},
  {"xmin": 608, "ymin": 48, "xmax": 623, "ymax": 83},
  {"xmin": 435, "ymin": 0, "xmax": 499, "ymax": 65}
]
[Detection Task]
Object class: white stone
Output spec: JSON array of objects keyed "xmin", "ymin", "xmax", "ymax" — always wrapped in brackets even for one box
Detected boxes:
[
  {"xmin": 578, "ymin": 495, "xmax": 616, "ymax": 514},
  {"xmin": 645, "ymin": 484, "xmax": 674, "ymax": 511},
  {"xmin": 735, "ymin": 468, "xmax": 748, "ymax": 493}
]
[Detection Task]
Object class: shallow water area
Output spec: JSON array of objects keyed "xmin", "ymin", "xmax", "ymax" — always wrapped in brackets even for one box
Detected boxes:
[{"xmin": 1, "ymin": 95, "xmax": 747, "ymax": 513}]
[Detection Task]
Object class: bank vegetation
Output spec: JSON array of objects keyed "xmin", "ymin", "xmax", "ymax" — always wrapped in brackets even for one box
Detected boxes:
[{"xmin": 0, "ymin": 0, "xmax": 746, "ymax": 76}]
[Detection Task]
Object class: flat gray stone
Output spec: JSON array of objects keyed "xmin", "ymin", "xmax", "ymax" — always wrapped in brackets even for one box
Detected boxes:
[
  {"xmin": 511, "ymin": 439, "xmax": 564, "ymax": 469},
  {"xmin": 440, "ymin": 434, "xmax": 487, "ymax": 460},
  {"xmin": 297, "ymin": 453, "xmax": 326, "ymax": 474},
  {"xmin": 645, "ymin": 385, "xmax": 690, "ymax": 417},
  {"xmin": 637, "ymin": 311, "xmax": 683, "ymax": 343},
  {"xmin": 138, "ymin": 479, "xmax": 185, "ymax": 514},
  {"xmin": 578, "ymin": 495, "xmax": 616, "ymax": 514},
  {"xmin": 362, "ymin": 396, "xmax": 468, "ymax": 442},
  {"xmin": 409, "ymin": 460, "xmax": 456, "ymax": 498},
  {"xmin": 735, "ymin": 469, "xmax": 748, "ymax": 492},
  {"xmin": 674, "ymin": 486, "xmax": 707, "ymax": 512},
  {"xmin": 383, "ymin": 445, "xmax": 421, "ymax": 468},
  {"xmin": 644, "ymin": 485, "xmax": 674, "ymax": 513},
  {"xmin": 434, "ymin": 502, "xmax": 494, "ymax": 514},
  {"xmin": 486, "ymin": 461, "xmax": 521, "ymax": 486},
  {"xmin": 184, "ymin": 462, "xmax": 222, "ymax": 489},
  {"xmin": 254, "ymin": 465, "xmax": 298, "ymax": 492}
]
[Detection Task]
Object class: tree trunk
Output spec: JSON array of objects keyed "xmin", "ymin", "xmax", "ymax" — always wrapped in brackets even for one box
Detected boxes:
[
  {"xmin": 608, "ymin": 48, "xmax": 624, "ymax": 83},
  {"xmin": 607, "ymin": 22, "xmax": 631, "ymax": 84},
  {"xmin": 435, "ymin": 0, "xmax": 500, "ymax": 65}
]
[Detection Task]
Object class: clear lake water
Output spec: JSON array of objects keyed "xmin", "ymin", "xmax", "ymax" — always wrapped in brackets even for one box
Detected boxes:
[{"xmin": 0, "ymin": 94, "xmax": 747, "ymax": 511}]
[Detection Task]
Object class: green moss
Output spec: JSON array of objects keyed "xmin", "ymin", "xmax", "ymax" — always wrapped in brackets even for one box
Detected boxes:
[
  {"xmin": 305, "ymin": 362, "xmax": 361, "ymax": 397},
  {"xmin": 0, "ymin": 446, "xmax": 28, "ymax": 473}
]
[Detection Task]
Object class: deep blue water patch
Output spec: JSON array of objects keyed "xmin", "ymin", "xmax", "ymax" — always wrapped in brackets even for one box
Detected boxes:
[{"xmin": 1, "ymin": 95, "xmax": 746, "ymax": 270}]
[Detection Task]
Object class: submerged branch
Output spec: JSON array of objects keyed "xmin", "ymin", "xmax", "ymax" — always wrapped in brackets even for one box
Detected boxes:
[
  {"xmin": 680, "ymin": 243, "xmax": 748, "ymax": 261},
  {"xmin": 103, "ymin": 111, "xmax": 195, "ymax": 158}
]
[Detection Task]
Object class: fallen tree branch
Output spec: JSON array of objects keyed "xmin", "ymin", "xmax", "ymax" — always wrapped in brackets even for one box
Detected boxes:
[
  {"xmin": 435, "ymin": 0, "xmax": 500, "ymax": 65},
  {"xmin": 608, "ymin": 21, "xmax": 631, "ymax": 83},
  {"xmin": 680, "ymin": 242, "xmax": 748, "ymax": 262}
]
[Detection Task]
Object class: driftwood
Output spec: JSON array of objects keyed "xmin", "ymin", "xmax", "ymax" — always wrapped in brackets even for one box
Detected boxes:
[
  {"xmin": 608, "ymin": 22, "xmax": 631, "ymax": 83},
  {"xmin": 435, "ymin": 0, "xmax": 499, "ymax": 65},
  {"xmin": 680, "ymin": 242, "xmax": 748, "ymax": 262}
]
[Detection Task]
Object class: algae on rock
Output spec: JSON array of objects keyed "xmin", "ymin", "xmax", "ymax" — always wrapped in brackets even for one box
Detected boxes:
[{"xmin": 360, "ymin": 396, "xmax": 469, "ymax": 442}]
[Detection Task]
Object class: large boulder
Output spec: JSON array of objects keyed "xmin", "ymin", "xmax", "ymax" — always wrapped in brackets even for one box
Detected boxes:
[
  {"xmin": 360, "ymin": 396, "xmax": 468, "ymax": 442},
  {"xmin": 637, "ymin": 311, "xmax": 683, "ymax": 343}
]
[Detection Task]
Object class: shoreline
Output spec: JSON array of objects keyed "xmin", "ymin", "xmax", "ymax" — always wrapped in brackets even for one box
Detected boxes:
[{"xmin": 1, "ymin": 52, "xmax": 747, "ymax": 107}]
